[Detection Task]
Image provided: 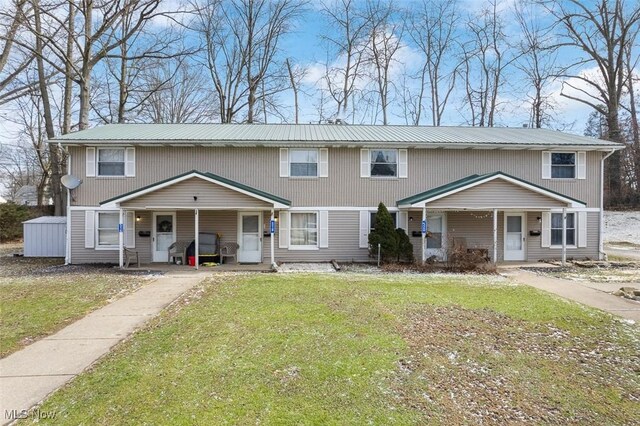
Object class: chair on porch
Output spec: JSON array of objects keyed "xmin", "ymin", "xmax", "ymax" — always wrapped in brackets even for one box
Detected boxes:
[
  {"xmin": 124, "ymin": 248, "xmax": 140, "ymax": 268},
  {"xmin": 168, "ymin": 241, "xmax": 190, "ymax": 265},
  {"xmin": 220, "ymin": 242, "xmax": 239, "ymax": 264}
]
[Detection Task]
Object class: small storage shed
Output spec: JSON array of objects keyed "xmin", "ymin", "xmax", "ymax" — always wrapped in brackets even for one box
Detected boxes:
[{"xmin": 23, "ymin": 216, "xmax": 66, "ymax": 257}]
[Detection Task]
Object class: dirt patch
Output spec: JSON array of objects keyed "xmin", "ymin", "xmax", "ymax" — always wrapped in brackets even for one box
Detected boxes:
[{"xmin": 394, "ymin": 305, "xmax": 640, "ymax": 425}]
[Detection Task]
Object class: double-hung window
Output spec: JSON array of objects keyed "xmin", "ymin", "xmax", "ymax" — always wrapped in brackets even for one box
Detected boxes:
[
  {"xmin": 97, "ymin": 212, "xmax": 119, "ymax": 247},
  {"xmin": 371, "ymin": 149, "xmax": 397, "ymax": 177},
  {"xmin": 370, "ymin": 212, "xmax": 397, "ymax": 231},
  {"xmin": 551, "ymin": 212, "xmax": 575, "ymax": 246},
  {"xmin": 98, "ymin": 148, "xmax": 125, "ymax": 176},
  {"xmin": 551, "ymin": 153, "xmax": 576, "ymax": 179},
  {"xmin": 290, "ymin": 213, "xmax": 318, "ymax": 247},
  {"xmin": 290, "ymin": 149, "xmax": 318, "ymax": 177}
]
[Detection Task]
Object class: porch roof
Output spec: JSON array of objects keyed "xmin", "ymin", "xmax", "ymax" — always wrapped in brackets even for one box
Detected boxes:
[
  {"xmin": 100, "ymin": 170, "xmax": 291, "ymax": 208},
  {"xmin": 396, "ymin": 172, "xmax": 586, "ymax": 209}
]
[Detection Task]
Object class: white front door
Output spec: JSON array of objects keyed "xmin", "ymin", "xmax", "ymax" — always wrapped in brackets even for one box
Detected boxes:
[
  {"xmin": 504, "ymin": 213, "xmax": 526, "ymax": 261},
  {"xmin": 152, "ymin": 212, "xmax": 176, "ymax": 262},
  {"xmin": 237, "ymin": 212, "xmax": 262, "ymax": 263},
  {"xmin": 424, "ymin": 214, "xmax": 447, "ymax": 261}
]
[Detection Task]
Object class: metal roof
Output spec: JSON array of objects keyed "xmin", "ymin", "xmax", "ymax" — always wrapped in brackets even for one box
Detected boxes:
[
  {"xmin": 52, "ymin": 124, "xmax": 623, "ymax": 149},
  {"xmin": 23, "ymin": 216, "xmax": 67, "ymax": 224}
]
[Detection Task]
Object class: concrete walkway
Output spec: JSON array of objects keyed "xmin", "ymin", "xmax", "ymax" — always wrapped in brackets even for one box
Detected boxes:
[
  {"xmin": 504, "ymin": 269, "xmax": 640, "ymax": 322},
  {"xmin": 0, "ymin": 272, "xmax": 207, "ymax": 424}
]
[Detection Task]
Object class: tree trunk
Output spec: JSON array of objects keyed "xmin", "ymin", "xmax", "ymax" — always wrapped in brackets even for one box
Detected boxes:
[
  {"xmin": 62, "ymin": 0, "xmax": 75, "ymax": 134},
  {"xmin": 286, "ymin": 58, "xmax": 298, "ymax": 124}
]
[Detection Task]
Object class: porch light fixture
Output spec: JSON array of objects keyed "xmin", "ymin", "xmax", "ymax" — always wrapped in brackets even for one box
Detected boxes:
[
  {"xmin": 409, "ymin": 216, "xmax": 414, "ymax": 222},
  {"xmin": 537, "ymin": 216, "xmax": 541, "ymax": 223},
  {"xmin": 136, "ymin": 215, "xmax": 141, "ymax": 222},
  {"xmin": 193, "ymin": 196, "xmax": 198, "ymax": 201}
]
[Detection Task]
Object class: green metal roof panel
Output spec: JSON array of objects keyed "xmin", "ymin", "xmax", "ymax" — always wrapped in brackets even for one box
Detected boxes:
[
  {"xmin": 100, "ymin": 170, "xmax": 291, "ymax": 206},
  {"xmin": 53, "ymin": 123, "xmax": 622, "ymax": 148},
  {"xmin": 397, "ymin": 172, "xmax": 585, "ymax": 206}
]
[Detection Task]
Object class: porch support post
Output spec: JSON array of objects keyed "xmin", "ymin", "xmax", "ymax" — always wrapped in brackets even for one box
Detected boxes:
[
  {"xmin": 195, "ymin": 209, "xmax": 199, "ymax": 270},
  {"xmin": 561, "ymin": 207, "xmax": 567, "ymax": 266},
  {"xmin": 493, "ymin": 209, "xmax": 498, "ymax": 264},
  {"xmin": 421, "ymin": 206, "xmax": 427, "ymax": 264},
  {"xmin": 118, "ymin": 208, "xmax": 124, "ymax": 268},
  {"xmin": 270, "ymin": 209, "xmax": 275, "ymax": 267}
]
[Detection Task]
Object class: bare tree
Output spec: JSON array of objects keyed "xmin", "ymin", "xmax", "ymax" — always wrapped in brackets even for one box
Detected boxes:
[
  {"xmin": 192, "ymin": 0, "xmax": 303, "ymax": 123},
  {"xmin": 461, "ymin": 0, "xmax": 519, "ymax": 127},
  {"xmin": 544, "ymin": 0, "xmax": 640, "ymax": 205},
  {"xmin": 513, "ymin": 1, "xmax": 559, "ymax": 128},
  {"xmin": 364, "ymin": 0, "xmax": 403, "ymax": 125},
  {"xmin": 408, "ymin": 0, "xmax": 460, "ymax": 125},
  {"xmin": 319, "ymin": 0, "xmax": 370, "ymax": 121},
  {"xmin": 134, "ymin": 60, "xmax": 218, "ymax": 123}
]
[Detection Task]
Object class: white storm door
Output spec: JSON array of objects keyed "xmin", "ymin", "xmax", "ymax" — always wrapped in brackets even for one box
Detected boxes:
[
  {"xmin": 152, "ymin": 212, "xmax": 176, "ymax": 262},
  {"xmin": 504, "ymin": 213, "xmax": 526, "ymax": 261},
  {"xmin": 238, "ymin": 212, "xmax": 262, "ymax": 263},
  {"xmin": 424, "ymin": 214, "xmax": 447, "ymax": 260}
]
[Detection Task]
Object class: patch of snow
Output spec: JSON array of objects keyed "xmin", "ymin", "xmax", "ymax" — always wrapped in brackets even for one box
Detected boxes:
[
  {"xmin": 604, "ymin": 211, "xmax": 640, "ymax": 245},
  {"xmin": 278, "ymin": 262, "xmax": 336, "ymax": 273}
]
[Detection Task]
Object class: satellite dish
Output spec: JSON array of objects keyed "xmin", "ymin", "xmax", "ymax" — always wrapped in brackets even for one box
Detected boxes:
[{"xmin": 61, "ymin": 174, "xmax": 82, "ymax": 190}]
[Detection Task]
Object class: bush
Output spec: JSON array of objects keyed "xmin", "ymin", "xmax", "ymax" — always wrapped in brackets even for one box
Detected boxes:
[
  {"xmin": 368, "ymin": 202, "xmax": 413, "ymax": 263},
  {"xmin": 0, "ymin": 202, "xmax": 31, "ymax": 242}
]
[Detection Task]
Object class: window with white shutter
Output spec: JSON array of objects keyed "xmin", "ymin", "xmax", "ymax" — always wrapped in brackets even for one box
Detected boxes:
[
  {"xmin": 577, "ymin": 211, "xmax": 587, "ymax": 247},
  {"xmin": 125, "ymin": 211, "xmax": 136, "ymax": 248},
  {"xmin": 541, "ymin": 152, "xmax": 551, "ymax": 180},
  {"xmin": 541, "ymin": 212, "xmax": 551, "ymax": 247},
  {"xmin": 576, "ymin": 151, "xmax": 586, "ymax": 179},
  {"xmin": 86, "ymin": 147, "xmax": 96, "ymax": 177},
  {"xmin": 125, "ymin": 148, "xmax": 135, "ymax": 177},
  {"xmin": 360, "ymin": 149, "xmax": 370, "ymax": 178},
  {"xmin": 319, "ymin": 210, "xmax": 329, "ymax": 248},
  {"xmin": 359, "ymin": 211, "xmax": 370, "ymax": 248},
  {"xmin": 398, "ymin": 149, "xmax": 408, "ymax": 178},
  {"xmin": 279, "ymin": 148, "xmax": 289, "ymax": 177},
  {"xmin": 278, "ymin": 211, "xmax": 289, "ymax": 248},
  {"xmin": 85, "ymin": 210, "xmax": 95, "ymax": 248},
  {"xmin": 319, "ymin": 148, "xmax": 329, "ymax": 177}
]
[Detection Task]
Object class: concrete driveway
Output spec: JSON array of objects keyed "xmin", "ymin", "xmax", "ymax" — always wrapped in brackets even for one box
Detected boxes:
[{"xmin": 505, "ymin": 269, "xmax": 640, "ymax": 322}]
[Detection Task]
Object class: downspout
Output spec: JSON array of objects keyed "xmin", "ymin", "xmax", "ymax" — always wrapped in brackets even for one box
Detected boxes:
[
  {"xmin": 64, "ymin": 145, "xmax": 71, "ymax": 265},
  {"xmin": 599, "ymin": 149, "xmax": 616, "ymax": 260}
]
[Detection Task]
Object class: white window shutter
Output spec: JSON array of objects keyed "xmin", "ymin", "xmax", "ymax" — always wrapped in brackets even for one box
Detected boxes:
[
  {"xmin": 86, "ymin": 147, "xmax": 96, "ymax": 177},
  {"xmin": 125, "ymin": 148, "xmax": 135, "ymax": 177},
  {"xmin": 360, "ymin": 149, "xmax": 370, "ymax": 178},
  {"xmin": 85, "ymin": 210, "xmax": 95, "ymax": 248},
  {"xmin": 577, "ymin": 211, "xmax": 587, "ymax": 247},
  {"xmin": 398, "ymin": 211, "xmax": 408, "ymax": 233},
  {"xmin": 278, "ymin": 211, "xmax": 289, "ymax": 248},
  {"xmin": 125, "ymin": 211, "xmax": 136, "ymax": 248},
  {"xmin": 541, "ymin": 152, "xmax": 551, "ymax": 179},
  {"xmin": 319, "ymin": 210, "xmax": 329, "ymax": 248},
  {"xmin": 319, "ymin": 148, "xmax": 329, "ymax": 177},
  {"xmin": 359, "ymin": 210, "xmax": 370, "ymax": 248},
  {"xmin": 279, "ymin": 148, "xmax": 289, "ymax": 177},
  {"xmin": 398, "ymin": 149, "xmax": 408, "ymax": 178},
  {"xmin": 541, "ymin": 212, "xmax": 551, "ymax": 247},
  {"xmin": 576, "ymin": 152, "xmax": 586, "ymax": 179}
]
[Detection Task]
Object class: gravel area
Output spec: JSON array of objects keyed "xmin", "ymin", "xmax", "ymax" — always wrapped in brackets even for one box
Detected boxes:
[{"xmin": 604, "ymin": 211, "xmax": 640, "ymax": 246}]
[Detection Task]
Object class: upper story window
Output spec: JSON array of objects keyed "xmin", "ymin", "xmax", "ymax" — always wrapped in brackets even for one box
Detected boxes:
[
  {"xmin": 98, "ymin": 148, "xmax": 125, "ymax": 176},
  {"xmin": 290, "ymin": 149, "xmax": 318, "ymax": 177},
  {"xmin": 371, "ymin": 149, "xmax": 397, "ymax": 177},
  {"xmin": 551, "ymin": 153, "xmax": 575, "ymax": 179}
]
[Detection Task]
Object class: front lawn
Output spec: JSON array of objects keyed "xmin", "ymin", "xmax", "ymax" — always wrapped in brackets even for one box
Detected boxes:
[
  {"xmin": 0, "ymin": 244, "xmax": 150, "ymax": 357},
  {"xmin": 33, "ymin": 274, "xmax": 639, "ymax": 425}
]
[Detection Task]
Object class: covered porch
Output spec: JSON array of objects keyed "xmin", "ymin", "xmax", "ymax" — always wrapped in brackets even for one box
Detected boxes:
[
  {"xmin": 398, "ymin": 172, "xmax": 588, "ymax": 264},
  {"xmin": 100, "ymin": 170, "xmax": 290, "ymax": 269}
]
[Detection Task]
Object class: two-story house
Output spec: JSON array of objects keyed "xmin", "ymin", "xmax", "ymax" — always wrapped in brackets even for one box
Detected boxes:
[{"xmin": 53, "ymin": 124, "xmax": 622, "ymax": 267}]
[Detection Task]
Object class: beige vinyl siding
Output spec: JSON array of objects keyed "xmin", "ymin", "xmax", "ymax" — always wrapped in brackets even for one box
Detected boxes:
[
  {"xmin": 120, "ymin": 178, "xmax": 270, "ymax": 209},
  {"xmin": 269, "ymin": 210, "xmax": 370, "ymax": 263},
  {"xmin": 70, "ymin": 210, "xmax": 119, "ymax": 264},
  {"xmin": 427, "ymin": 180, "xmax": 567, "ymax": 209},
  {"xmin": 527, "ymin": 211, "xmax": 599, "ymax": 260},
  {"xmin": 69, "ymin": 147, "xmax": 602, "ymax": 208}
]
